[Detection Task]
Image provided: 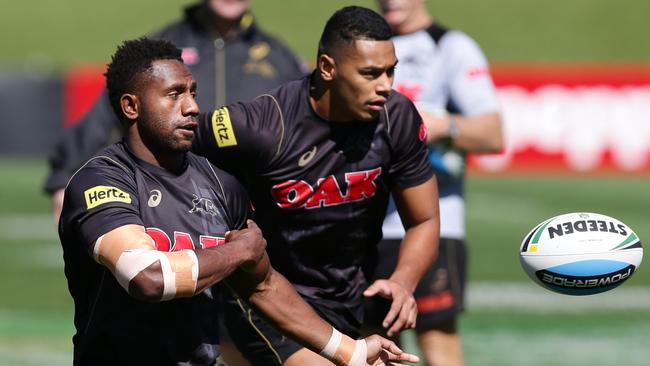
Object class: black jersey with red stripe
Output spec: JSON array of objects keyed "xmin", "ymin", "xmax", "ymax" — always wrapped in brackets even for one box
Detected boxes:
[
  {"xmin": 194, "ymin": 75, "xmax": 433, "ymax": 323},
  {"xmin": 59, "ymin": 142, "xmax": 251, "ymax": 366}
]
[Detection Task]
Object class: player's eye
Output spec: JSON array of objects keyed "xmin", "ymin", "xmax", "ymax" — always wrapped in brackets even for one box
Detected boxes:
[{"xmin": 360, "ymin": 69, "xmax": 381, "ymax": 79}]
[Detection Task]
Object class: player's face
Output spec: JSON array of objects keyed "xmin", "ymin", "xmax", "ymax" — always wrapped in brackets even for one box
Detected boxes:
[
  {"xmin": 377, "ymin": 0, "xmax": 421, "ymax": 28},
  {"xmin": 207, "ymin": 0, "xmax": 250, "ymax": 20},
  {"xmin": 331, "ymin": 39, "xmax": 397, "ymax": 121},
  {"xmin": 137, "ymin": 60, "xmax": 199, "ymax": 153}
]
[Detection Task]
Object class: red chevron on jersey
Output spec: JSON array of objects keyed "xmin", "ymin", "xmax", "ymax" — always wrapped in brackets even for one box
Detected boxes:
[{"xmin": 271, "ymin": 167, "xmax": 382, "ymax": 209}]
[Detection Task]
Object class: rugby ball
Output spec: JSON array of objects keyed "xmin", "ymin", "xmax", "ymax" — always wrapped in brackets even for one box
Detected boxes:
[{"xmin": 520, "ymin": 212, "xmax": 643, "ymax": 295}]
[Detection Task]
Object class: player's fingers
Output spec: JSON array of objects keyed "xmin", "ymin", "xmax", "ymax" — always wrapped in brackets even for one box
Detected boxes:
[
  {"xmin": 395, "ymin": 352, "xmax": 420, "ymax": 363},
  {"xmin": 246, "ymin": 219, "xmax": 258, "ymax": 229},
  {"xmin": 364, "ymin": 280, "xmax": 391, "ymax": 298},
  {"xmin": 377, "ymin": 336, "xmax": 402, "ymax": 354},
  {"xmin": 224, "ymin": 229, "xmax": 237, "ymax": 241},
  {"xmin": 377, "ymin": 337, "xmax": 419, "ymax": 364},
  {"xmin": 386, "ymin": 307, "xmax": 409, "ymax": 337},
  {"xmin": 405, "ymin": 302, "xmax": 417, "ymax": 329},
  {"xmin": 382, "ymin": 297, "xmax": 403, "ymax": 330},
  {"xmin": 363, "ymin": 282, "xmax": 379, "ymax": 297}
]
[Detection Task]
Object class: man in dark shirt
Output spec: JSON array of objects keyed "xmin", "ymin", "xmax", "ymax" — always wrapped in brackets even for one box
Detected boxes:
[
  {"xmin": 60, "ymin": 37, "xmax": 417, "ymax": 366},
  {"xmin": 46, "ymin": 0, "xmax": 306, "ymax": 222},
  {"xmin": 192, "ymin": 6, "xmax": 440, "ymax": 365}
]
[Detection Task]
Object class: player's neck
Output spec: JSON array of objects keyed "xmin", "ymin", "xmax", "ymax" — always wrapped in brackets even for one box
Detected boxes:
[
  {"xmin": 393, "ymin": 11, "xmax": 432, "ymax": 35},
  {"xmin": 309, "ymin": 77, "xmax": 331, "ymax": 121},
  {"xmin": 126, "ymin": 137, "xmax": 187, "ymax": 173},
  {"xmin": 309, "ymin": 74, "xmax": 355, "ymax": 123}
]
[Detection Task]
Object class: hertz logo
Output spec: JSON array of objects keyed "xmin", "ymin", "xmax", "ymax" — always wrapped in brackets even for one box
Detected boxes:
[
  {"xmin": 84, "ymin": 186, "xmax": 132, "ymax": 209},
  {"xmin": 212, "ymin": 107, "xmax": 238, "ymax": 147}
]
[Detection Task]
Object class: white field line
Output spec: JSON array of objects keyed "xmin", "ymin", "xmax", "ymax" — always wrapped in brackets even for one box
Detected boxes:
[
  {"xmin": 464, "ymin": 327, "xmax": 650, "ymax": 366},
  {"xmin": 2, "ymin": 216, "xmax": 649, "ymax": 313},
  {"xmin": 467, "ymin": 282, "xmax": 650, "ymax": 312}
]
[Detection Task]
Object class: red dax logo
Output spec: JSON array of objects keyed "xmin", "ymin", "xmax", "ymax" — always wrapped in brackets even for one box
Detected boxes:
[
  {"xmin": 146, "ymin": 227, "xmax": 225, "ymax": 252},
  {"xmin": 271, "ymin": 167, "xmax": 382, "ymax": 209}
]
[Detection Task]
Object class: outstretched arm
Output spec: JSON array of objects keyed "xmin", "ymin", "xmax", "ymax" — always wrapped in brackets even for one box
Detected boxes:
[
  {"xmin": 364, "ymin": 177, "xmax": 440, "ymax": 337},
  {"xmin": 226, "ymin": 230, "xmax": 420, "ymax": 366}
]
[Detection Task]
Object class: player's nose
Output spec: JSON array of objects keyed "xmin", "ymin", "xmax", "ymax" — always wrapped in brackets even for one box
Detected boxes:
[
  {"xmin": 376, "ymin": 73, "xmax": 392, "ymax": 95},
  {"xmin": 183, "ymin": 95, "xmax": 200, "ymax": 116}
]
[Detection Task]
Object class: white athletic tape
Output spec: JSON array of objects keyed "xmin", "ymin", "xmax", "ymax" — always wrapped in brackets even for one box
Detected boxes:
[
  {"xmin": 187, "ymin": 250, "xmax": 199, "ymax": 286},
  {"xmin": 92, "ymin": 235, "xmax": 104, "ymax": 263},
  {"xmin": 93, "ymin": 228, "xmax": 199, "ymax": 301},
  {"xmin": 320, "ymin": 328, "xmax": 367, "ymax": 366},
  {"xmin": 114, "ymin": 249, "xmax": 165, "ymax": 291},
  {"xmin": 320, "ymin": 328, "xmax": 342, "ymax": 359},
  {"xmin": 348, "ymin": 340, "xmax": 368, "ymax": 366},
  {"xmin": 159, "ymin": 253, "xmax": 176, "ymax": 301}
]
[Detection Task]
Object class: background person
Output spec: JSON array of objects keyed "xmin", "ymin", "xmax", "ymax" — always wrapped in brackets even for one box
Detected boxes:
[
  {"xmin": 45, "ymin": 0, "xmax": 306, "ymax": 223},
  {"xmin": 366, "ymin": 1, "xmax": 504, "ymax": 365}
]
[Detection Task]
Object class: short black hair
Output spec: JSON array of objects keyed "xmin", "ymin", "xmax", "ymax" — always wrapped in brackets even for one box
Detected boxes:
[
  {"xmin": 317, "ymin": 6, "xmax": 393, "ymax": 59},
  {"xmin": 105, "ymin": 37, "xmax": 183, "ymax": 121}
]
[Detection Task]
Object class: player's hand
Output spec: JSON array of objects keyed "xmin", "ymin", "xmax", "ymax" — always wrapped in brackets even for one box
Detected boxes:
[
  {"xmin": 363, "ymin": 279, "xmax": 417, "ymax": 337},
  {"xmin": 52, "ymin": 188, "xmax": 65, "ymax": 225},
  {"xmin": 363, "ymin": 334, "xmax": 419, "ymax": 365},
  {"xmin": 225, "ymin": 219, "xmax": 267, "ymax": 271}
]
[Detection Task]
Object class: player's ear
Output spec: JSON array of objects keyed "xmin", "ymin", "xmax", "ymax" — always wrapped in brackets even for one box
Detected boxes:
[
  {"xmin": 318, "ymin": 53, "xmax": 336, "ymax": 81},
  {"xmin": 120, "ymin": 94, "xmax": 139, "ymax": 122}
]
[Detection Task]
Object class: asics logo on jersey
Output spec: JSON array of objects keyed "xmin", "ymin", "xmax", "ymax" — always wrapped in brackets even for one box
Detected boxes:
[
  {"xmin": 148, "ymin": 189, "xmax": 162, "ymax": 208},
  {"xmin": 189, "ymin": 195, "xmax": 219, "ymax": 216},
  {"xmin": 84, "ymin": 185, "xmax": 131, "ymax": 209},
  {"xmin": 298, "ymin": 146, "xmax": 317, "ymax": 167},
  {"xmin": 271, "ymin": 167, "xmax": 382, "ymax": 209}
]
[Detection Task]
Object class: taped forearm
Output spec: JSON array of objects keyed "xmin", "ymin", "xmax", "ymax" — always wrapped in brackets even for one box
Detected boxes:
[
  {"xmin": 93, "ymin": 225, "xmax": 199, "ymax": 300},
  {"xmin": 320, "ymin": 328, "xmax": 367, "ymax": 366}
]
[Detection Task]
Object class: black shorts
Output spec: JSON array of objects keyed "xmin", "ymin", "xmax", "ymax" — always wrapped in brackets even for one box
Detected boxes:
[
  {"xmin": 363, "ymin": 238, "xmax": 467, "ymax": 331},
  {"xmin": 222, "ymin": 290, "xmax": 361, "ymax": 365}
]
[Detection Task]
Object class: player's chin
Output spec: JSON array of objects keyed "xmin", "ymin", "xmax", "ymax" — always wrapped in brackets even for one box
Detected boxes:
[
  {"xmin": 359, "ymin": 108, "xmax": 380, "ymax": 121},
  {"xmin": 169, "ymin": 137, "xmax": 193, "ymax": 153}
]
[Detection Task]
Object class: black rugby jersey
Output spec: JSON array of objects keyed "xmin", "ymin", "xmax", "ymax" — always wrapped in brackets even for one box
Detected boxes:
[
  {"xmin": 59, "ymin": 141, "xmax": 251, "ymax": 366},
  {"xmin": 194, "ymin": 75, "xmax": 434, "ymax": 324}
]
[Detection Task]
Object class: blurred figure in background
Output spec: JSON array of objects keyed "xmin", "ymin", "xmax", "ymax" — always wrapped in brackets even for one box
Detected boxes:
[
  {"xmin": 44, "ymin": 0, "xmax": 306, "ymax": 222},
  {"xmin": 366, "ymin": 1, "xmax": 503, "ymax": 365}
]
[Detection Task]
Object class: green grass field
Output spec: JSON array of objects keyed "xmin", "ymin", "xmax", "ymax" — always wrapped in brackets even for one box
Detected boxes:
[
  {"xmin": 1, "ymin": 0, "xmax": 649, "ymax": 364},
  {"xmin": 1, "ymin": 159, "xmax": 648, "ymax": 365},
  {"xmin": 1, "ymin": 0, "xmax": 648, "ymax": 70}
]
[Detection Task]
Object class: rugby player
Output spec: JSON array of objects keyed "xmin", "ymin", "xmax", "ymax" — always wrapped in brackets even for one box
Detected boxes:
[
  {"xmin": 192, "ymin": 6, "xmax": 440, "ymax": 365},
  {"xmin": 59, "ymin": 37, "xmax": 418, "ymax": 366},
  {"xmin": 45, "ymin": 0, "xmax": 306, "ymax": 223},
  {"xmin": 369, "ymin": 1, "xmax": 504, "ymax": 365}
]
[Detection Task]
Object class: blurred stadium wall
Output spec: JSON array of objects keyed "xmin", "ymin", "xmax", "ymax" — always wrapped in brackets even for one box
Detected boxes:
[
  {"xmin": 8, "ymin": 62, "xmax": 648, "ymax": 173},
  {"xmin": 0, "ymin": 69, "xmax": 62, "ymax": 155}
]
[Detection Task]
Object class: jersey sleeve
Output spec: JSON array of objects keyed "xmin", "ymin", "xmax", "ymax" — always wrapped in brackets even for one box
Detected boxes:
[
  {"xmin": 442, "ymin": 31, "xmax": 500, "ymax": 116},
  {"xmin": 387, "ymin": 94, "xmax": 435, "ymax": 189},
  {"xmin": 193, "ymin": 95, "xmax": 283, "ymax": 176},
  {"xmin": 59, "ymin": 160, "xmax": 142, "ymax": 253},
  {"xmin": 212, "ymin": 166, "xmax": 254, "ymax": 230}
]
